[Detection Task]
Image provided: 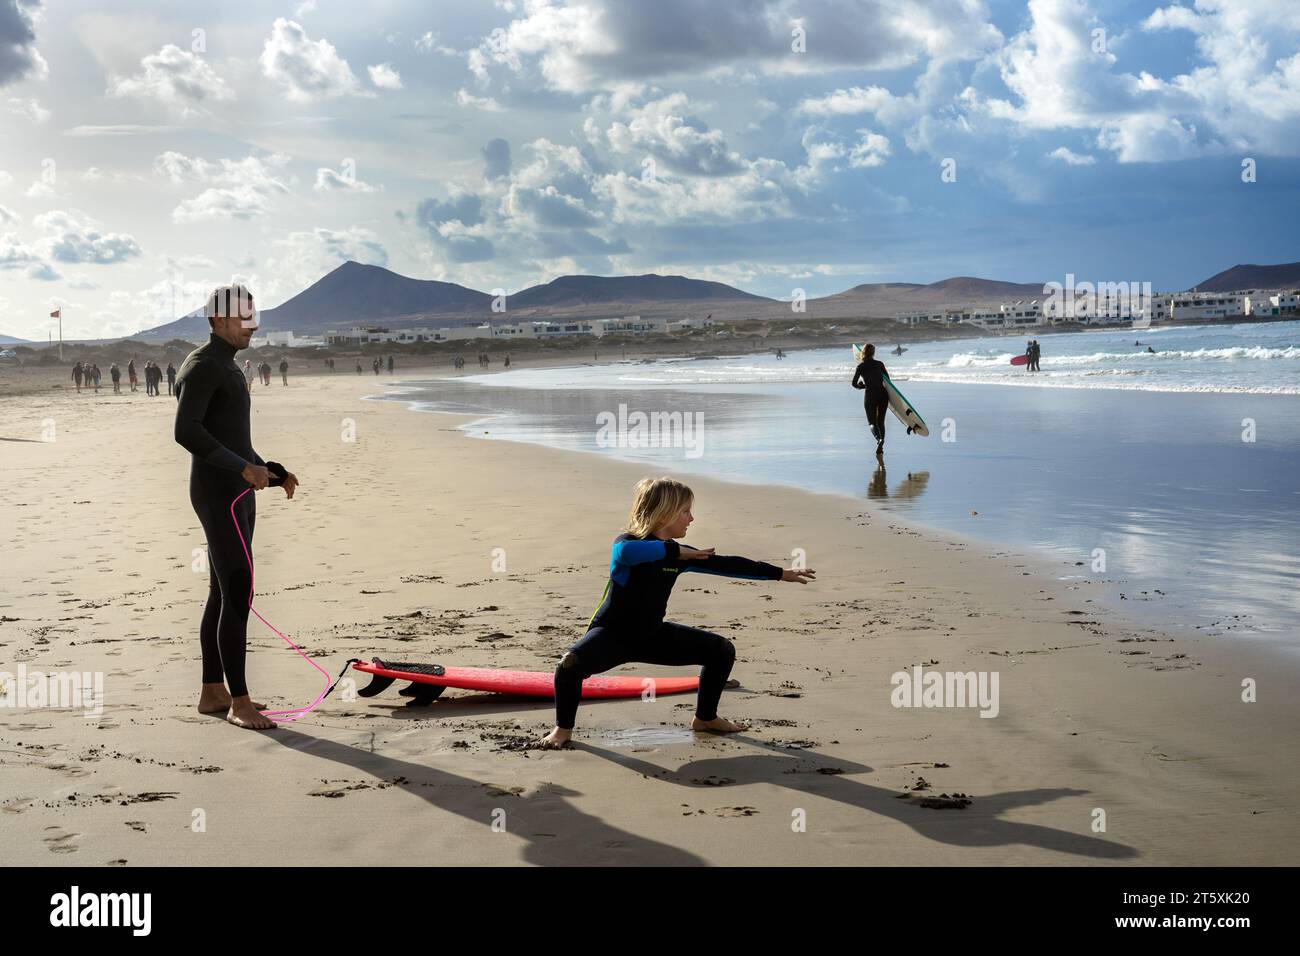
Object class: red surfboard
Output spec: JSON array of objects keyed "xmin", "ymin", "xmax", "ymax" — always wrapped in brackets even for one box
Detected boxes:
[
  {"xmin": 1010, "ymin": 354, "xmax": 1029, "ymax": 366},
  {"xmin": 352, "ymin": 658, "xmax": 699, "ymax": 705}
]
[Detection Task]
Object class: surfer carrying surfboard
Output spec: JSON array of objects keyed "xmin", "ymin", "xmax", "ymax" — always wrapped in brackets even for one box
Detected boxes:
[
  {"xmin": 539, "ymin": 477, "xmax": 815, "ymax": 749},
  {"xmin": 852, "ymin": 343, "xmax": 890, "ymax": 455}
]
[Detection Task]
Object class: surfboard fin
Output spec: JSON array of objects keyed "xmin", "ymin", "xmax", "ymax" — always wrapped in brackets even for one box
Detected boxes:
[
  {"xmin": 402, "ymin": 683, "xmax": 446, "ymax": 707},
  {"xmin": 357, "ymin": 674, "xmax": 396, "ymax": 698}
]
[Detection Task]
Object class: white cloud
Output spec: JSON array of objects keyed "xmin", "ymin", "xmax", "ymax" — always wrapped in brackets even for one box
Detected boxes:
[
  {"xmin": 314, "ymin": 166, "xmax": 381, "ymax": 192},
  {"xmin": 415, "ymin": 30, "xmax": 458, "ymax": 55},
  {"xmin": 0, "ymin": 233, "xmax": 48, "ymax": 277},
  {"xmin": 24, "ymin": 177, "xmax": 57, "ymax": 198},
  {"xmin": 368, "ymin": 62, "xmax": 402, "ymax": 90},
  {"xmin": 601, "ymin": 92, "xmax": 744, "ymax": 176},
  {"xmin": 155, "ymin": 151, "xmax": 292, "ymax": 222},
  {"xmin": 34, "ymin": 209, "xmax": 143, "ymax": 264},
  {"xmin": 1047, "ymin": 145, "xmax": 1096, "ymax": 165},
  {"xmin": 6, "ymin": 96, "xmax": 49, "ymax": 122},
  {"xmin": 480, "ymin": 0, "xmax": 1002, "ymax": 94},
  {"xmin": 108, "ymin": 44, "xmax": 233, "ymax": 111},
  {"xmin": 0, "ymin": 0, "xmax": 47, "ymax": 85},
  {"xmin": 259, "ymin": 18, "xmax": 366, "ymax": 102},
  {"xmin": 848, "ymin": 129, "xmax": 891, "ymax": 168},
  {"xmin": 0, "ymin": 203, "xmax": 18, "ymax": 225},
  {"xmin": 457, "ymin": 88, "xmax": 502, "ymax": 111}
]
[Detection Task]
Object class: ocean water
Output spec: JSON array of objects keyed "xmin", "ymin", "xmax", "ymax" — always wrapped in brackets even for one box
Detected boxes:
[
  {"xmin": 378, "ymin": 321, "xmax": 1300, "ymax": 643},
  {"xmin": 470, "ymin": 320, "xmax": 1300, "ymax": 395}
]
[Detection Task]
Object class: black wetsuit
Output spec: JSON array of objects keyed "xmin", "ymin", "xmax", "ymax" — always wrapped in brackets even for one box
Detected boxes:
[
  {"xmin": 853, "ymin": 358, "xmax": 889, "ymax": 443},
  {"xmin": 174, "ymin": 333, "xmax": 282, "ymax": 698},
  {"xmin": 554, "ymin": 533, "xmax": 783, "ymax": 729}
]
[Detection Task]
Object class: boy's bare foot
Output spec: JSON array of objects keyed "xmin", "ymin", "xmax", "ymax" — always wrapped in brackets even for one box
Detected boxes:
[
  {"xmin": 538, "ymin": 727, "xmax": 573, "ymax": 749},
  {"xmin": 197, "ymin": 684, "xmax": 264, "ymax": 713},
  {"xmin": 226, "ymin": 696, "xmax": 276, "ymax": 730},
  {"xmin": 692, "ymin": 715, "xmax": 747, "ymax": 734}
]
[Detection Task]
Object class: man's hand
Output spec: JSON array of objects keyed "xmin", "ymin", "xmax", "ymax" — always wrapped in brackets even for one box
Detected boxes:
[
  {"xmin": 242, "ymin": 463, "xmax": 270, "ymax": 490},
  {"xmin": 679, "ymin": 546, "xmax": 715, "ymax": 560},
  {"xmin": 281, "ymin": 472, "xmax": 299, "ymax": 499},
  {"xmin": 781, "ymin": 568, "xmax": 816, "ymax": 584}
]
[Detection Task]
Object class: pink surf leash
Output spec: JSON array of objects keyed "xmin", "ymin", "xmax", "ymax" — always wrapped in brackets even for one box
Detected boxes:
[{"xmin": 230, "ymin": 487, "xmax": 355, "ymax": 722}]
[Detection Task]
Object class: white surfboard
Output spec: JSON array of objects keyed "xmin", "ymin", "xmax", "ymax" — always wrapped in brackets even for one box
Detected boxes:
[{"xmin": 853, "ymin": 344, "xmax": 929, "ymax": 437}]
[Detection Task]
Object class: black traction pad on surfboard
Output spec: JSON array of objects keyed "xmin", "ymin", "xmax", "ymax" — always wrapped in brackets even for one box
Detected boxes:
[{"xmin": 372, "ymin": 659, "xmax": 446, "ymax": 676}]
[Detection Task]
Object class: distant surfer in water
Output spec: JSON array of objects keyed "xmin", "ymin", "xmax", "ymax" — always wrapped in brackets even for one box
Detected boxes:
[
  {"xmin": 539, "ymin": 477, "xmax": 814, "ymax": 749},
  {"xmin": 852, "ymin": 343, "xmax": 889, "ymax": 455},
  {"xmin": 175, "ymin": 285, "xmax": 299, "ymax": 730}
]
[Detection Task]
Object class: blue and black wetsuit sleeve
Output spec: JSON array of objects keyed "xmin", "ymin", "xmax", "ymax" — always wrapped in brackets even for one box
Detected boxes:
[
  {"xmin": 681, "ymin": 549, "xmax": 783, "ymax": 581},
  {"xmin": 174, "ymin": 361, "xmax": 249, "ymax": 474},
  {"xmin": 608, "ymin": 535, "xmax": 679, "ymax": 586},
  {"xmin": 611, "ymin": 537, "xmax": 679, "ymax": 566}
]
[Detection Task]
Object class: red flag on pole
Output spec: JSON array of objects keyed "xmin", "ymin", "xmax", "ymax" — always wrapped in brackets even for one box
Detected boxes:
[{"xmin": 50, "ymin": 308, "xmax": 61, "ymax": 318}]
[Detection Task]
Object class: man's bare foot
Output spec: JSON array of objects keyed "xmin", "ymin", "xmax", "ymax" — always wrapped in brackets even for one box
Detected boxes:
[
  {"xmin": 538, "ymin": 727, "xmax": 572, "ymax": 749},
  {"xmin": 692, "ymin": 715, "xmax": 747, "ymax": 734},
  {"xmin": 197, "ymin": 684, "xmax": 264, "ymax": 713},
  {"xmin": 226, "ymin": 696, "xmax": 276, "ymax": 730}
]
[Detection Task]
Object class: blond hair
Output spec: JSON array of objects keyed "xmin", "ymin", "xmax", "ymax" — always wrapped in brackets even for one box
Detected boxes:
[{"xmin": 626, "ymin": 477, "xmax": 693, "ymax": 537}]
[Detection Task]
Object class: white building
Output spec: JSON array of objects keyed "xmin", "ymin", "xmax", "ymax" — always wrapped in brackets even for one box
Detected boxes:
[
  {"xmin": 1169, "ymin": 292, "xmax": 1245, "ymax": 321},
  {"xmin": 1245, "ymin": 291, "xmax": 1299, "ymax": 317},
  {"xmin": 252, "ymin": 330, "xmax": 326, "ymax": 348},
  {"xmin": 668, "ymin": 315, "xmax": 716, "ymax": 331}
]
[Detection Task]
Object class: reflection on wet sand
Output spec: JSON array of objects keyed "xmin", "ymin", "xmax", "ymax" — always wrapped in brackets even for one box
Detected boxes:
[{"xmin": 866, "ymin": 458, "xmax": 931, "ymax": 502}]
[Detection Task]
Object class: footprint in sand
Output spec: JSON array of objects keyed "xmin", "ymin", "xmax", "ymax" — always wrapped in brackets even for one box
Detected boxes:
[{"xmin": 43, "ymin": 826, "xmax": 81, "ymax": 854}]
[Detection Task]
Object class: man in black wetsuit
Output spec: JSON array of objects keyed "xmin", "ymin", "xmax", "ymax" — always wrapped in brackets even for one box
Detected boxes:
[
  {"xmin": 175, "ymin": 285, "xmax": 298, "ymax": 730},
  {"xmin": 852, "ymin": 342, "xmax": 889, "ymax": 455}
]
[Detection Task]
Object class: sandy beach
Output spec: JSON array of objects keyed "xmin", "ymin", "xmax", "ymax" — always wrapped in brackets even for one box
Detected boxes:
[{"xmin": 2, "ymin": 364, "xmax": 1298, "ymax": 867}]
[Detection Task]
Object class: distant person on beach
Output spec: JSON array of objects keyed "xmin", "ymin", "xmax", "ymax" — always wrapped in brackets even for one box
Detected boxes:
[
  {"xmin": 538, "ymin": 477, "xmax": 814, "ymax": 750},
  {"xmin": 356, "ymin": 361, "xmax": 362, "ymax": 374},
  {"xmin": 243, "ymin": 359, "xmax": 254, "ymax": 391},
  {"xmin": 91, "ymin": 364, "xmax": 101, "ymax": 391},
  {"xmin": 504, "ymin": 355, "xmax": 510, "ymax": 368},
  {"xmin": 387, "ymin": 355, "xmax": 393, "ymax": 374},
  {"xmin": 72, "ymin": 362, "xmax": 84, "ymax": 392},
  {"xmin": 174, "ymin": 284, "xmax": 298, "ymax": 731},
  {"xmin": 166, "ymin": 362, "xmax": 176, "ymax": 396},
  {"xmin": 110, "ymin": 363, "xmax": 121, "ymax": 393},
  {"xmin": 852, "ymin": 342, "xmax": 890, "ymax": 456},
  {"xmin": 128, "ymin": 358, "xmax": 138, "ymax": 392},
  {"xmin": 279, "ymin": 358, "xmax": 288, "ymax": 385},
  {"xmin": 146, "ymin": 361, "xmax": 157, "ymax": 396}
]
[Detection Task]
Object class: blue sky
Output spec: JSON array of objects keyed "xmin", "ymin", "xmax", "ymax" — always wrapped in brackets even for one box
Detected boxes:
[{"xmin": 0, "ymin": 0, "xmax": 1297, "ymax": 339}]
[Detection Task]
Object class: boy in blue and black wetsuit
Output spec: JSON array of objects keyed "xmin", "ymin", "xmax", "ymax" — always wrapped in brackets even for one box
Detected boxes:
[{"xmin": 540, "ymin": 477, "xmax": 815, "ymax": 749}]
